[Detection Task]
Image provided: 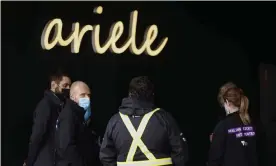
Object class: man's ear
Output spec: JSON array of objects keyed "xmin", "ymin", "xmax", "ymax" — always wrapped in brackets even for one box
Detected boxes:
[
  {"xmin": 70, "ymin": 94, "xmax": 76, "ymax": 102},
  {"xmin": 51, "ymin": 81, "xmax": 57, "ymax": 90},
  {"xmin": 70, "ymin": 95, "xmax": 73, "ymax": 100},
  {"xmin": 225, "ymin": 99, "xmax": 229, "ymax": 105}
]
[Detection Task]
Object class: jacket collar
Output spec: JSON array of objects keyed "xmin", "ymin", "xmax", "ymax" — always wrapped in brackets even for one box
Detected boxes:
[
  {"xmin": 119, "ymin": 97, "xmax": 155, "ymax": 116},
  {"xmin": 66, "ymin": 99, "xmax": 86, "ymax": 121},
  {"xmin": 44, "ymin": 90, "xmax": 63, "ymax": 106}
]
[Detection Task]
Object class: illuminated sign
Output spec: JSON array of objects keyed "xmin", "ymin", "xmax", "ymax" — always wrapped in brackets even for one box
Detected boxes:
[{"xmin": 41, "ymin": 6, "xmax": 168, "ymax": 56}]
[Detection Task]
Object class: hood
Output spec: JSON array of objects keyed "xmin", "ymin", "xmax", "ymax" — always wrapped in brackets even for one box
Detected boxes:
[
  {"xmin": 44, "ymin": 90, "xmax": 63, "ymax": 106},
  {"xmin": 119, "ymin": 97, "xmax": 155, "ymax": 116}
]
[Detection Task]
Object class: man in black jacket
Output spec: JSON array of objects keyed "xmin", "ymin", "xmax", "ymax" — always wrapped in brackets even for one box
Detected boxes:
[
  {"xmin": 26, "ymin": 71, "xmax": 71, "ymax": 166},
  {"xmin": 100, "ymin": 76, "xmax": 188, "ymax": 166},
  {"xmin": 56, "ymin": 81, "xmax": 100, "ymax": 166}
]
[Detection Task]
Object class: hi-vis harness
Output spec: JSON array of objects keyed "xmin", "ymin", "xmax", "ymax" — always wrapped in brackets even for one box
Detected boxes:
[{"xmin": 117, "ymin": 108, "xmax": 173, "ymax": 166}]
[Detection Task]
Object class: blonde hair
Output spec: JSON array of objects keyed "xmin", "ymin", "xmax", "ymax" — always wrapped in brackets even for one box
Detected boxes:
[
  {"xmin": 218, "ymin": 83, "xmax": 251, "ymax": 125},
  {"xmin": 217, "ymin": 82, "xmax": 237, "ymax": 107}
]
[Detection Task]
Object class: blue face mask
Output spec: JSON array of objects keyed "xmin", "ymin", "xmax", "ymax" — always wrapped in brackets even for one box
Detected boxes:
[
  {"xmin": 79, "ymin": 98, "xmax": 91, "ymax": 121},
  {"xmin": 84, "ymin": 107, "xmax": 91, "ymax": 122},
  {"xmin": 79, "ymin": 98, "xmax": 90, "ymax": 110}
]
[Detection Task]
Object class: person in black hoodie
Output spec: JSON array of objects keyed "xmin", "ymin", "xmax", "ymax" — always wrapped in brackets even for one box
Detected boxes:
[
  {"xmin": 56, "ymin": 81, "xmax": 100, "ymax": 166},
  {"xmin": 100, "ymin": 76, "xmax": 188, "ymax": 166},
  {"xmin": 26, "ymin": 71, "xmax": 71, "ymax": 166},
  {"xmin": 208, "ymin": 82, "xmax": 258, "ymax": 166}
]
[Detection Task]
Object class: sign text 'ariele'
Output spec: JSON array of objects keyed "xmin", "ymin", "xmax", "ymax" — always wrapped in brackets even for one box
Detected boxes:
[{"xmin": 41, "ymin": 6, "xmax": 168, "ymax": 56}]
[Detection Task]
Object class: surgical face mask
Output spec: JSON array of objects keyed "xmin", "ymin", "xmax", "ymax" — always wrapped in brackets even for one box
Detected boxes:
[
  {"xmin": 84, "ymin": 107, "xmax": 91, "ymax": 122},
  {"xmin": 79, "ymin": 98, "xmax": 90, "ymax": 110},
  {"xmin": 79, "ymin": 98, "xmax": 91, "ymax": 121}
]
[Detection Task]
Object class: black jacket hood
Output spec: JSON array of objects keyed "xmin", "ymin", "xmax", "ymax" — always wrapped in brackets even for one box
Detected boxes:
[
  {"xmin": 119, "ymin": 97, "xmax": 155, "ymax": 116},
  {"xmin": 44, "ymin": 90, "xmax": 63, "ymax": 106}
]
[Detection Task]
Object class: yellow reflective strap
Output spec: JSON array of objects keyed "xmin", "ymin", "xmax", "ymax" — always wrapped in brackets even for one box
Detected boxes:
[
  {"xmin": 135, "ymin": 109, "xmax": 159, "ymax": 159},
  {"xmin": 119, "ymin": 108, "xmax": 160, "ymax": 162},
  {"xmin": 117, "ymin": 157, "xmax": 173, "ymax": 166},
  {"xmin": 119, "ymin": 113, "xmax": 139, "ymax": 161},
  {"xmin": 127, "ymin": 139, "xmax": 138, "ymax": 162}
]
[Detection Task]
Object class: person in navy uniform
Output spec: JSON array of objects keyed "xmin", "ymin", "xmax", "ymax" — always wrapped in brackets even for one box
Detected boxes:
[
  {"xmin": 100, "ymin": 76, "xmax": 188, "ymax": 166},
  {"xmin": 210, "ymin": 82, "xmax": 238, "ymax": 142},
  {"xmin": 55, "ymin": 81, "xmax": 100, "ymax": 166},
  {"xmin": 208, "ymin": 82, "xmax": 258, "ymax": 166},
  {"xmin": 26, "ymin": 70, "xmax": 71, "ymax": 166}
]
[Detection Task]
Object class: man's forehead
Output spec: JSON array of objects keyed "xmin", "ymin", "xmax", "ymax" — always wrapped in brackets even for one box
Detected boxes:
[
  {"xmin": 77, "ymin": 85, "xmax": 90, "ymax": 94},
  {"xmin": 61, "ymin": 76, "xmax": 71, "ymax": 83}
]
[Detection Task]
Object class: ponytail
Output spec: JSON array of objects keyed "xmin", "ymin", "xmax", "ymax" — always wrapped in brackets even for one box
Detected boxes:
[{"xmin": 239, "ymin": 95, "xmax": 251, "ymax": 125}]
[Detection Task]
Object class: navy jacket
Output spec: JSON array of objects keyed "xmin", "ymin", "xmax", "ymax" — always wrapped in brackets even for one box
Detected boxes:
[
  {"xmin": 27, "ymin": 90, "xmax": 64, "ymax": 166},
  {"xmin": 56, "ymin": 99, "xmax": 100, "ymax": 166},
  {"xmin": 100, "ymin": 97, "xmax": 188, "ymax": 166},
  {"xmin": 208, "ymin": 112, "xmax": 258, "ymax": 166}
]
